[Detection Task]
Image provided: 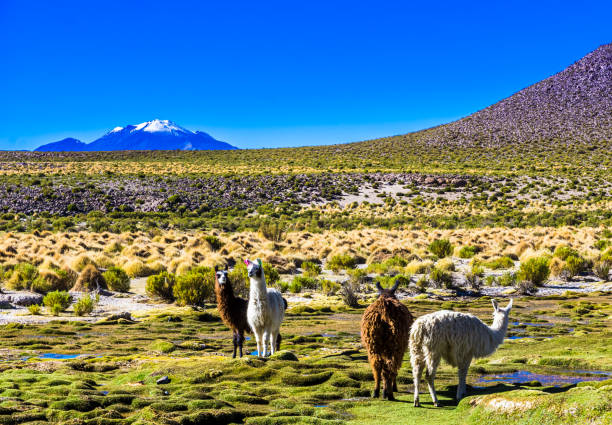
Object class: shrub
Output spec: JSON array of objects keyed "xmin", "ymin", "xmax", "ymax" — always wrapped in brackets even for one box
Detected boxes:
[
  {"xmin": 516, "ymin": 280, "xmax": 537, "ymax": 295},
  {"xmin": 102, "ymin": 267, "xmax": 130, "ymax": 292},
  {"xmin": 146, "ymin": 272, "xmax": 176, "ymax": 301},
  {"xmin": 593, "ymin": 261, "xmax": 611, "ymax": 280},
  {"xmin": 484, "ymin": 256, "xmax": 515, "ymax": 270},
  {"xmin": 73, "ymin": 264, "xmax": 107, "ymax": 292},
  {"xmin": 603, "ymin": 248, "xmax": 612, "ymax": 263},
  {"xmin": 464, "ymin": 273, "xmax": 481, "ymax": 291},
  {"xmin": 471, "ymin": 263, "xmax": 485, "ymax": 277},
  {"xmin": 28, "ymin": 304, "xmax": 42, "ymax": 315},
  {"xmin": 123, "ymin": 259, "xmax": 153, "ymax": 278},
  {"xmin": 33, "ymin": 266, "xmax": 75, "ymax": 293},
  {"xmin": 549, "ymin": 256, "xmax": 565, "ymax": 277},
  {"xmin": 517, "ymin": 257, "xmax": 550, "ymax": 285},
  {"xmin": 485, "ymin": 275, "xmax": 498, "ymax": 286},
  {"xmin": 288, "ymin": 280, "xmax": 302, "ymax": 293},
  {"xmin": 594, "ymin": 239, "xmax": 610, "ymax": 251},
  {"xmin": 499, "ymin": 272, "xmax": 517, "ymax": 287},
  {"xmin": 71, "ymin": 255, "xmax": 96, "ymax": 272},
  {"xmin": 458, "ymin": 246, "xmax": 480, "ymax": 259},
  {"xmin": 339, "ymin": 281, "xmax": 359, "ymax": 307},
  {"xmin": 553, "ymin": 245, "xmax": 579, "ymax": 261},
  {"xmin": 74, "ymin": 295, "xmax": 98, "ymax": 316},
  {"xmin": 228, "ymin": 263, "xmax": 248, "ymax": 298},
  {"xmin": 263, "ymin": 263, "xmax": 280, "ymax": 285},
  {"xmin": 7, "ymin": 263, "xmax": 38, "ymax": 290},
  {"xmin": 428, "ymin": 239, "xmax": 453, "ymax": 258},
  {"xmin": 43, "ymin": 291, "xmax": 71, "ymax": 316},
  {"xmin": 415, "ymin": 276, "xmax": 429, "ymax": 292},
  {"xmin": 203, "ymin": 235, "xmax": 223, "ymax": 251},
  {"xmin": 405, "ymin": 260, "xmax": 433, "ymax": 275},
  {"xmin": 302, "ymin": 261, "xmax": 321, "ymax": 278},
  {"xmin": 430, "ymin": 267, "xmax": 453, "ymax": 289},
  {"xmin": 327, "ymin": 254, "xmax": 356, "ymax": 272},
  {"xmin": 564, "ymin": 255, "xmax": 585, "ymax": 278},
  {"xmin": 321, "ymin": 279, "xmax": 340, "ymax": 295},
  {"xmin": 290, "ymin": 276, "xmax": 318, "ymax": 292},
  {"xmin": 276, "ymin": 281, "xmax": 289, "ymax": 293},
  {"xmin": 436, "ymin": 258, "xmax": 455, "ymax": 272},
  {"xmin": 347, "ymin": 268, "xmax": 368, "ymax": 284},
  {"xmin": 260, "ymin": 222, "xmax": 286, "ymax": 242},
  {"xmin": 173, "ymin": 268, "xmax": 214, "ymax": 307}
]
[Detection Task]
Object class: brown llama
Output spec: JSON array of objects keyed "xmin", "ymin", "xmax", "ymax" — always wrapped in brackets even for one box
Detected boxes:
[
  {"xmin": 215, "ymin": 265, "xmax": 283, "ymax": 358},
  {"xmin": 361, "ymin": 280, "xmax": 414, "ymax": 400}
]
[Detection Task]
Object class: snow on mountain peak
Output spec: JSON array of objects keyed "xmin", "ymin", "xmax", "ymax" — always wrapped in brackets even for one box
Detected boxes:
[
  {"xmin": 131, "ymin": 119, "xmax": 191, "ymax": 134},
  {"xmin": 110, "ymin": 126, "xmax": 123, "ymax": 133}
]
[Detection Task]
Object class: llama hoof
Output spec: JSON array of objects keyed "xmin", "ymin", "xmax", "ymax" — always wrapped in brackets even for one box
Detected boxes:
[
  {"xmin": 413, "ymin": 400, "xmax": 420, "ymax": 407},
  {"xmin": 372, "ymin": 390, "xmax": 380, "ymax": 398},
  {"xmin": 385, "ymin": 394, "xmax": 395, "ymax": 401},
  {"xmin": 433, "ymin": 402, "xmax": 439, "ymax": 407}
]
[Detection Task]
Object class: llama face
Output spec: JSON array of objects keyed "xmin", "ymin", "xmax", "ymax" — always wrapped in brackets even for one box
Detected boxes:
[
  {"xmin": 245, "ymin": 259, "xmax": 263, "ymax": 278},
  {"xmin": 216, "ymin": 270, "xmax": 228, "ymax": 286}
]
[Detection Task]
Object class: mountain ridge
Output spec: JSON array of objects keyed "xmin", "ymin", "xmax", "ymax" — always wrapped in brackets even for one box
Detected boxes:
[{"xmin": 34, "ymin": 120, "xmax": 237, "ymax": 152}]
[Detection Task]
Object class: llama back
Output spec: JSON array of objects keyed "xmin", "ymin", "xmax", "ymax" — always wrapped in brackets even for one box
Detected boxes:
[
  {"xmin": 361, "ymin": 297, "xmax": 412, "ymax": 358},
  {"xmin": 410, "ymin": 310, "xmax": 495, "ymax": 366},
  {"xmin": 267, "ymin": 288, "xmax": 286, "ymax": 325}
]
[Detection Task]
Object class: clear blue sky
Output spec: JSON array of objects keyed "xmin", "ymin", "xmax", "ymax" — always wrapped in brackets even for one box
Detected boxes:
[{"xmin": 0, "ymin": 1, "xmax": 610, "ymax": 150}]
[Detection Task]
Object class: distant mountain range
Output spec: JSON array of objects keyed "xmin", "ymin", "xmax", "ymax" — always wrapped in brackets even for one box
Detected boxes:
[
  {"xmin": 35, "ymin": 120, "xmax": 237, "ymax": 151},
  {"xmin": 404, "ymin": 42, "xmax": 612, "ymax": 147}
]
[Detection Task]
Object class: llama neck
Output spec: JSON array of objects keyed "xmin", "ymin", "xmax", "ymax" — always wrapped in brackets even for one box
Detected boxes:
[
  {"xmin": 249, "ymin": 277, "xmax": 268, "ymax": 301},
  {"xmin": 480, "ymin": 313, "xmax": 509, "ymax": 356}
]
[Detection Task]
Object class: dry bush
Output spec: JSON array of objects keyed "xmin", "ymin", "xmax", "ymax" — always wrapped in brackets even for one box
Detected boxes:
[{"xmin": 73, "ymin": 264, "xmax": 107, "ymax": 292}]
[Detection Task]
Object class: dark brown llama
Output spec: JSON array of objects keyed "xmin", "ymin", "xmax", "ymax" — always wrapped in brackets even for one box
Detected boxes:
[{"xmin": 361, "ymin": 280, "xmax": 414, "ymax": 400}]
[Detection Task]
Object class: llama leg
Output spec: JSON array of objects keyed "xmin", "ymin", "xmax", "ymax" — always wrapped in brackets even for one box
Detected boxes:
[
  {"xmin": 393, "ymin": 376, "xmax": 398, "ymax": 392},
  {"xmin": 383, "ymin": 372, "xmax": 395, "ymax": 401},
  {"xmin": 238, "ymin": 330, "xmax": 245, "ymax": 358},
  {"xmin": 276, "ymin": 333, "xmax": 282, "ymax": 351},
  {"xmin": 231, "ymin": 331, "xmax": 238, "ymax": 359},
  {"xmin": 254, "ymin": 332, "xmax": 262, "ymax": 357},
  {"xmin": 412, "ymin": 361, "xmax": 423, "ymax": 407},
  {"xmin": 262, "ymin": 331, "xmax": 269, "ymax": 357},
  {"xmin": 270, "ymin": 332, "xmax": 277, "ymax": 356},
  {"xmin": 372, "ymin": 364, "xmax": 381, "ymax": 398},
  {"xmin": 456, "ymin": 360, "xmax": 470, "ymax": 401},
  {"xmin": 425, "ymin": 357, "xmax": 440, "ymax": 407}
]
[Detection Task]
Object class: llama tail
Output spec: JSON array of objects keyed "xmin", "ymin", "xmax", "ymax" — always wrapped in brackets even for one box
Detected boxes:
[{"xmin": 282, "ymin": 297, "xmax": 288, "ymax": 310}]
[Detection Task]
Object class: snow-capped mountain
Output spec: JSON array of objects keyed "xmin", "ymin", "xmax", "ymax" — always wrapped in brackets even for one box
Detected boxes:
[{"xmin": 34, "ymin": 120, "xmax": 237, "ymax": 152}]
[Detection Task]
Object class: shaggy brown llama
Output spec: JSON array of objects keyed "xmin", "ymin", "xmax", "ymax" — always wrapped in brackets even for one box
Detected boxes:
[{"xmin": 361, "ymin": 280, "xmax": 414, "ymax": 400}]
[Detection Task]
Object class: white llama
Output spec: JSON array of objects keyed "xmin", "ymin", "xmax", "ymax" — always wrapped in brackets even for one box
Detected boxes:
[
  {"xmin": 409, "ymin": 299, "xmax": 513, "ymax": 407},
  {"xmin": 245, "ymin": 258, "xmax": 285, "ymax": 357}
]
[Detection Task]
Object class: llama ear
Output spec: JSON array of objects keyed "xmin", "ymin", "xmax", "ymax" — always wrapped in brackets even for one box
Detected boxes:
[
  {"xmin": 257, "ymin": 258, "xmax": 262, "ymax": 267},
  {"xmin": 390, "ymin": 280, "xmax": 400, "ymax": 293},
  {"xmin": 375, "ymin": 281, "xmax": 383, "ymax": 293},
  {"xmin": 224, "ymin": 264, "xmax": 229, "ymax": 271},
  {"xmin": 491, "ymin": 299, "xmax": 499, "ymax": 311},
  {"xmin": 506, "ymin": 298, "xmax": 513, "ymax": 310},
  {"xmin": 215, "ymin": 265, "xmax": 219, "ymax": 272}
]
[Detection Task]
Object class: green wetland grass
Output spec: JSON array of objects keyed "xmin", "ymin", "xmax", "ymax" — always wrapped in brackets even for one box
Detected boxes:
[{"xmin": 0, "ymin": 294, "xmax": 609, "ymax": 424}]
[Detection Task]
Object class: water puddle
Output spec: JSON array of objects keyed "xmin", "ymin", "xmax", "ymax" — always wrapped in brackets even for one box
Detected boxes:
[
  {"xmin": 477, "ymin": 370, "xmax": 612, "ymax": 386},
  {"xmin": 506, "ymin": 335, "xmax": 553, "ymax": 340},
  {"xmin": 37, "ymin": 353, "xmax": 83, "ymax": 360},
  {"xmin": 314, "ymin": 404, "xmax": 328, "ymax": 408},
  {"xmin": 511, "ymin": 321, "xmax": 554, "ymax": 327}
]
